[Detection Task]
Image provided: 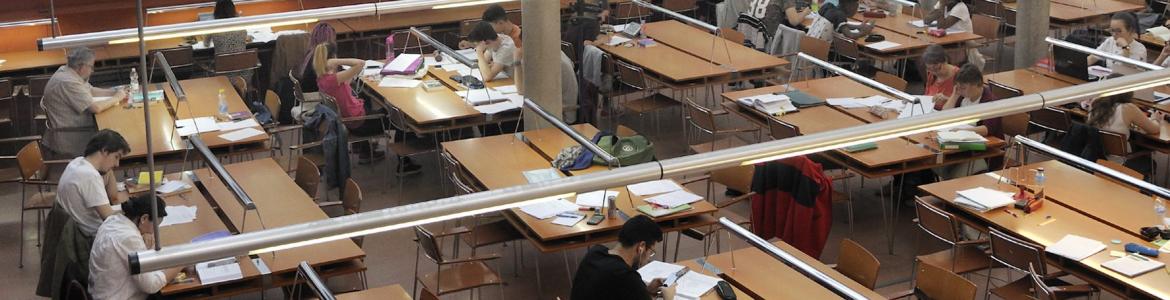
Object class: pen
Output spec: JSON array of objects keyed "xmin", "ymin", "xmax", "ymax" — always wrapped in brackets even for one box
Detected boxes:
[{"xmin": 1129, "ymin": 253, "xmax": 1150, "ymax": 261}]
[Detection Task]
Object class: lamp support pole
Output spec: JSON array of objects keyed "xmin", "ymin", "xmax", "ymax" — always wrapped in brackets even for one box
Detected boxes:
[{"xmin": 135, "ymin": 0, "xmax": 161, "ymax": 250}]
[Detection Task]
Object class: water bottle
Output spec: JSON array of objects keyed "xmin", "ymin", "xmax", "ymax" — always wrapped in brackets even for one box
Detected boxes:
[
  {"xmin": 1155, "ymin": 197, "xmax": 1170, "ymax": 229},
  {"xmin": 385, "ymin": 35, "xmax": 396, "ymax": 62},
  {"xmin": 217, "ymin": 89, "xmax": 229, "ymax": 119},
  {"xmin": 1033, "ymin": 167, "xmax": 1046, "ymax": 190},
  {"xmin": 129, "ymin": 68, "xmax": 140, "ymax": 99}
]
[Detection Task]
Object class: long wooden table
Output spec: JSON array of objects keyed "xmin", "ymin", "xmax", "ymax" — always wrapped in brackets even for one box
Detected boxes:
[
  {"xmin": 694, "ymin": 240, "xmax": 886, "ymax": 299},
  {"xmin": 360, "ymin": 63, "xmax": 520, "ymax": 135},
  {"xmin": 1004, "ymin": 0, "xmax": 1145, "ymax": 23},
  {"xmin": 920, "ymin": 160, "xmax": 1170, "ymax": 299},
  {"xmin": 521, "ymin": 123, "xmax": 637, "ymax": 176},
  {"xmin": 642, "ymin": 20, "xmax": 788, "ymax": 74}
]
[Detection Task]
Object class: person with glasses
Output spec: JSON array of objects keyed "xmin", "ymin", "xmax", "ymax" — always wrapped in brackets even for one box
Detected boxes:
[
  {"xmin": 571, "ymin": 215, "xmax": 665, "ymax": 300},
  {"xmin": 1089, "ymin": 12, "xmax": 1147, "ymax": 75},
  {"xmin": 41, "ymin": 47, "xmax": 126, "ymax": 158}
]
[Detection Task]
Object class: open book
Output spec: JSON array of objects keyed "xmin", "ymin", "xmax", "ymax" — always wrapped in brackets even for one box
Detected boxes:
[
  {"xmin": 1148, "ymin": 26, "xmax": 1170, "ymax": 41},
  {"xmin": 737, "ymin": 93, "xmax": 798, "ymax": 115}
]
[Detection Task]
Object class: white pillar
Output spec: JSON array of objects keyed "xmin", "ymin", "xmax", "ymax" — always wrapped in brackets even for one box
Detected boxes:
[
  {"xmin": 520, "ymin": 0, "xmax": 563, "ymax": 130},
  {"xmin": 1015, "ymin": 0, "xmax": 1050, "ymax": 68}
]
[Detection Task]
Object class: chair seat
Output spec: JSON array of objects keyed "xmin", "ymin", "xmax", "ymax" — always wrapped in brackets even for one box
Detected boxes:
[
  {"xmin": 689, "ymin": 136, "xmax": 747, "ymax": 154},
  {"xmin": 25, "ymin": 191, "xmax": 55, "ymax": 210},
  {"xmin": 916, "ymin": 244, "xmax": 990, "ymax": 275},
  {"xmin": 460, "ymin": 219, "xmax": 522, "ymax": 249},
  {"xmin": 419, "ymin": 261, "xmax": 502, "ymax": 296},
  {"xmin": 623, "ymin": 93, "xmax": 679, "ymax": 114},
  {"xmin": 991, "ymin": 276, "xmax": 1079, "ymax": 300}
]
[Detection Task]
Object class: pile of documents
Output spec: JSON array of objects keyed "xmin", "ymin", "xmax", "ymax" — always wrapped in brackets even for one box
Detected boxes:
[
  {"xmin": 737, "ymin": 93, "xmax": 798, "ymax": 115},
  {"xmin": 954, "ymin": 187, "xmax": 1016, "ymax": 212},
  {"xmin": 518, "ymin": 199, "xmax": 579, "ymax": 219},
  {"xmin": 627, "ymin": 180, "xmax": 698, "ymax": 217},
  {"xmin": 175, "ymin": 117, "xmax": 219, "ymax": 137},
  {"xmin": 637, "ymin": 261, "xmax": 721, "ymax": 299},
  {"xmin": 196, "ymin": 257, "xmax": 243, "ymax": 285},
  {"xmin": 627, "ymin": 180, "xmax": 683, "ymax": 196},
  {"xmin": 937, "ymin": 130, "xmax": 988, "ymax": 151},
  {"xmin": 159, "ymin": 205, "xmax": 198, "ymax": 227},
  {"xmin": 156, "ymin": 180, "xmax": 192, "ymax": 196},
  {"xmin": 575, "ymin": 190, "xmax": 621, "ymax": 208}
]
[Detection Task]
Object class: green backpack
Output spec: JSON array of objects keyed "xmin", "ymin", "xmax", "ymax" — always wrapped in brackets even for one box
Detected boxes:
[{"xmin": 592, "ymin": 133, "xmax": 655, "ymax": 166}]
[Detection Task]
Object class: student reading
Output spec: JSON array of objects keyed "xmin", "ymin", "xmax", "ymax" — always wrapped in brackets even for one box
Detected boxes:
[
  {"xmin": 89, "ymin": 195, "xmax": 184, "ymax": 300},
  {"xmin": 571, "ymin": 215, "xmax": 665, "ymax": 300}
]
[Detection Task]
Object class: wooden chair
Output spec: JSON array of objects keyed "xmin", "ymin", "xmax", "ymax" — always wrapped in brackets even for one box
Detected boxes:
[
  {"xmin": 0, "ymin": 136, "xmax": 41, "ymax": 185},
  {"xmin": 151, "ymin": 46, "xmax": 194, "ymax": 81},
  {"xmin": 411, "ymin": 226, "xmax": 503, "ymax": 298},
  {"xmin": 889, "ymin": 261, "xmax": 978, "ymax": 300},
  {"xmin": 614, "ymin": 59, "xmax": 680, "ymax": 134},
  {"xmin": 294, "ymin": 156, "xmax": 322, "ymax": 202},
  {"xmin": 0, "ymin": 78, "xmax": 14, "ymax": 133},
  {"xmin": 779, "ymin": 35, "xmax": 831, "ymax": 81},
  {"xmin": 16, "ymin": 141, "xmax": 66, "ymax": 268},
  {"xmin": 833, "ymin": 238, "xmax": 880, "ymax": 289},
  {"xmin": 769, "ymin": 119, "xmax": 801, "ymax": 140},
  {"xmin": 971, "ymin": 14, "xmax": 1002, "ymax": 70},
  {"xmin": 912, "ymin": 197, "xmax": 990, "ymax": 276},
  {"xmin": 831, "ymin": 34, "xmax": 862, "ymax": 68},
  {"xmin": 26, "ymin": 75, "xmax": 52, "ymax": 135},
  {"xmin": 418, "ymin": 287, "xmax": 440, "ymax": 300},
  {"xmin": 384, "ymin": 104, "xmax": 437, "ymax": 189},
  {"xmin": 1099, "ymin": 130, "xmax": 1154, "ymax": 179},
  {"xmin": 684, "ymin": 97, "xmax": 758, "ymax": 154},
  {"xmin": 212, "ymin": 49, "xmax": 261, "ymax": 77},
  {"xmin": 1028, "ymin": 107, "xmax": 1071, "ymax": 144},
  {"xmin": 874, "ymin": 71, "xmax": 908, "ymax": 91},
  {"xmin": 1028, "ymin": 263, "xmax": 1099, "ymax": 300},
  {"xmin": 676, "ymin": 164, "xmax": 756, "ymax": 258},
  {"xmin": 984, "ymin": 228, "xmax": 1095, "ymax": 300},
  {"xmin": 506, "ymin": 10, "xmax": 522, "ymax": 26},
  {"xmin": 436, "ymin": 151, "xmax": 522, "ymax": 271}
]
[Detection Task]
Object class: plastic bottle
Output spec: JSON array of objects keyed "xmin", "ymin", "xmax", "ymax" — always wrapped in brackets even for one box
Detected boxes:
[
  {"xmin": 1155, "ymin": 197, "xmax": 1169, "ymax": 228},
  {"xmin": 606, "ymin": 195, "xmax": 617, "ymax": 219},
  {"xmin": 217, "ymin": 89, "xmax": 229, "ymax": 119},
  {"xmin": 1033, "ymin": 167, "xmax": 1046, "ymax": 190},
  {"xmin": 129, "ymin": 68, "xmax": 140, "ymax": 98}
]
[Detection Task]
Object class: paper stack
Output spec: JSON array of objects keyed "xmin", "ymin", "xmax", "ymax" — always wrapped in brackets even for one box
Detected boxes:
[
  {"xmin": 1046, "ymin": 235, "xmax": 1106, "ymax": 261},
  {"xmin": 1148, "ymin": 26, "xmax": 1170, "ymax": 41},
  {"xmin": 382, "ymin": 53, "xmax": 423, "ymax": 75},
  {"xmin": 175, "ymin": 117, "xmax": 219, "ymax": 136},
  {"xmin": 159, "ymin": 205, "xmax": 198, "ymax": 227},
  {"xmin": 674, "ymin": 272, "xmax": 722, "ymax": 299},
  {"xmin": 954, "ymin": 187, "xmax": 1016, "ymax": 212},
  {"xmin": 519, "ymin": 199, "xmax": 579, "ymax": 219},
  {"xmin": 1101, "ymin": 254, "xmax": 1165, "ymax": 277},
  {"xmin": 737, "ymin": 93, "xmax": 798, "ymax": 115},
  {"xmin": 196, "ymin": 257, "xmax": 243, "ymax": 285},
  {"xmin": 473, "ymin": 94, "xmax": 524, "ymax": 114},
  {"xmin": 627, "ymin": 179, "xmax": 683, "ymax": 196},
  {"xmin": 575, "ymin": 190, "xmax": 621, "ymax": 208},
  {"xmin": 637, "ymin": 261, "xmax": 686, "ymax": 285},
  {"xmin": 156, "ymin": 180, "xmax": 192, "ymax": 196},
  {"xmin": 645, "ymin": 190, "xmax": 703, "ymax": 208},
  {"xmin": 937, "ymin": 130, "xmax": 988, "ymax": 151},
  {"xmin": 215, "ymin": 119, "xmax": 260, "ymax": 132},
  {"xmin": 459, "ymin": 89, "xmax": 510, "ymax": 105}
]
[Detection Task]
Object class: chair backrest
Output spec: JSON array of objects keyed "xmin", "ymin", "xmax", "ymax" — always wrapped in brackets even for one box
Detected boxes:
[
  {"xmin": 214, "ymin": 50, "xmax": 260, "ymax": 74},
  {"xmin": 1028, "ymin": 107, "xmax": 1071, "ymax": 134},
  {"xmin": 971, "ymin": 14, "xmax": 1001, "ymax": 40},
  {"xmin": 913, "ymin": 197, "xmax": 961, "ymax": 245},
  {"xmin": 874, "ymin": 71, "xmax": 907, "ymax": 91},
  {"xmin": 561, "ymin": 41, "xmax": 577, "ymax": 64},
  {"xmin": 989, "ymin": 228, "xmax": 1047, "ymax": 274},
  {"xmin": 663, "ymin": 0, "xmax": 697, "ymax": 12},
  {"xmin": 836, "ymin": 238, "xmax": 880, "ymax": 289},
  {"xmin": 1028, "ymin": 263, "xmax": 1057, "ymax": 300},
  {"xmin": 16, "ymin": 141, "xmax": 45, "ymax": 181},
  {"xmin": 972, "ymin": 0, "xmax": 1001, "ymax": 17},
  {"xmin": 769, "ymin": 119, "xmax": 801, "ymax": 139},
  {"xmin": 915, "ymin": 262, "xmax": 978, "ymax": 300},
  {"xmin": 831, "ymin": 34, "xmax": 861, "ymax": 61},
  {"xmin": 158, "ymin": 46, "xmax": 195, "ymax": 68},
  {"xmin": 1002, "ymin": 7, "xmax": 1017, "ymax": 27},
  {"xmin": 418, "ymin": 287, "xmax": 441, "ymax": 300},
  {"xmin": 614, "ymin": 60, "xmax": 649, "ymax": 91},
  {"xmin": 229, "ymin": 76, "xmax": 249, "ymax": 99},
  {"xmin": 1095, "ymin": 159, "xmax": 1144, "ymax": 182},
  {"xmin": 988, "ymin": 80, "xmax": 1022, "ymax": 99},
  {"xmin": 799, "ymin": 35, "xmax": 831, "ymax": 62},
  {"xmin": 1000, "ymin": 113, "xmax": 1030, "ymax": 140},
  {"xmin": 27, "ymin": 75, "xmax": 53, "ymax": 98},
  {"xmin": 414, "ymin": 226, "xmax": 444, "ymax": 263},
  {"xmin": 1098, "ymin": 130, "xmax": 1130, "ymax": 157},
  {"xmin": 264, "ymin": 89, "xmax": 281, "ymax": 122},
  {"xmin": 717, "ymin": 28, "xmax": 746, "ymax": 44},
  {"xmin": 710, "ymin": 165, "xmax": 754, "ymax": 193},
  {"xmin": 288, "ymin": 70, "xmax": 307, "ymax": 105},
  {"xmin": 685, "ymin": 97, "xmax": 717, "ymax": 133},
  {"xmin": 294, "ymin": 156, "xmax": 321, "ymax": 199},
  {"xmin": 441, "ymin": 152, "xmax": 478, "ymax": 195},
  {"xmin": 342, "ymin": 178, "xmax": 362, "ymax": 215},
  {"xmin": 613, "ymin": 2, "xmax": 651, "ymax": 22}
]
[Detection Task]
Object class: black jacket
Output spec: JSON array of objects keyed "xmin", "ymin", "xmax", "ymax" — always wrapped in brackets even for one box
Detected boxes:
[
  {"xmin": 1060, "ymin": 122, "xmax": 1105, "ymax": 162},
  {"xmin": 570, "ymin": 245, "xmax": 651, "ymax": 300}
]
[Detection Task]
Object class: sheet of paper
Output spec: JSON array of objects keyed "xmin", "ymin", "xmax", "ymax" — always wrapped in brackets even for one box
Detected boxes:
[
  {"xmin": 1101, "ymin": 255, "xmax": 1166, "ymax": 277},
  {"xmin": 196, "ymin": 257, "xmax": 243, "ymax": 285},
  {"xmin": 865, "ymin": 40, "xmax": 902, "ymax": 51},
  {"xmin": 896, "ymin": 96, "xmax": 937, "ymax": 119},
  {"xmin": 218, "ymin": 127, "xmax": 265, "ymax": 142},
  {"xmin": 456, "ymin": 48, "xmax": 478, "ymax": 59},
  {"xmin": 1148, "ymin": 26, "xmax": 1170, "ymax": 41},
  {"xmin": 909, "ymin": 20, "xmax": 927, "ymax": 28},
  {"xmin": 937, "ymin": 130, "xmax": 988, "ymax": 143},
  {"xmin": 1045, "ymin": 234, "xmax": 1106, "ymax": 261},
  {"xmin": 460, "ymin": 89, "xmax": 510, "ymax": 105},
  {"xmin": 156, "ymin": 180, "xmax": 191, "ymax": 194},
  {"xmin": 551, "ymin": 214, "xmax": 585, "ymax": 226},
  {"xmin": 378, "ymin": 77, "xmax": 422, "ymax": 88},
  {"xmin": 472, "ymin": 94, "xmax": 524, "ymax": 114},
  {"xmin": 523, "ymin": 168, "xmax": 562, "ymax": 183},
  {"xmin": 385, "ymin": 53, "xmax": 422, "ymax": 72},
  {"xmin": 175, "ymin": 117, "xmax": 219, "ymax": 136},
  {"xmin": 519, "ymin": 199, "xmax": 579, "ymax": 219},
  {"xmin": 576, "ymin": 190, "xmax": 621, "ymax": 207},
  {"xmin": 493, "ymin": 85, "xmax": 519, "ymax": 94},
  {"xmin": 674, "ymin": 271, "xmax": 721, "ymax": 298},
  {"xmin": 159, "ymin": 205, "xmax": 198, "ymax": 227},
  {"xmin": 215, "ymin": 119, "xmax": 260, "ymax": 132},
  {"xmin": 607, "ymin": 35, "xmax": 632, "ymax": 46},
  {"xmin": 645, "ymin": 190, "xmax": 703, "ymax": 208},
  {"xmin": 612, "ymin": 24, "xmax": 629, "ymax": 32},
  {"xmin": 637, "ymin": 261, "xmax": 686, "ymax": 285},
  {"xmin": 628, "ymin": 179, "xmax": 684, "ymax": 196},
  {"xmin": 443, "ymin": 63, "xmax": 473, "ymax": 74}
]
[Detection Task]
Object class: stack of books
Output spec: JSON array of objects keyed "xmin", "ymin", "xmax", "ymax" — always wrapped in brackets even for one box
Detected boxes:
[
  {"xmin": 937, "ymin": 130, "xmax": 988, "ymax": 151},
  {"xmin": 737, "ymin": 94, "xmax": 798, "ymax": 115}
]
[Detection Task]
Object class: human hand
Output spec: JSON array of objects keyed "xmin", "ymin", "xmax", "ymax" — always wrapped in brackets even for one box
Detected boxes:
[
  {"xmin": 142, "ymin": 233, "xmax": 156, "ymax": 249},
  {"xmin": 646, "ymin": 278, "xmax": 665, "ymax": 294},
  {"xmin": 458, "ymin": 40, "xmax": 473, "ymax": 50}
]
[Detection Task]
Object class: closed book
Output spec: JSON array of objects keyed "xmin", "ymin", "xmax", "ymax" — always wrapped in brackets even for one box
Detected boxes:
[
  {"xmin": 941, "ymin": 141, "xmax": 987, "ymax": 151},
  {"xmin": 842, "ymin": 142, "xmax": 878, "ymax": 153}
]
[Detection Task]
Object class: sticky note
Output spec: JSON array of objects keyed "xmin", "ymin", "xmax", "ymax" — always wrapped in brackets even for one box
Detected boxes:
[{"xmin": 1110, "ymin": 251, "xmax": 1125, "ymax": 258}]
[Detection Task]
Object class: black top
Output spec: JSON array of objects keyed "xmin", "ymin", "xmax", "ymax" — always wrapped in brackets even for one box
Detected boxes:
[
  {"xmin": 819, "ymin": 3, "xmax": 850, "ymax": 30},
  {"xmin": 570, "ymin": 245, "xmax": 651, "ymax": 300}
]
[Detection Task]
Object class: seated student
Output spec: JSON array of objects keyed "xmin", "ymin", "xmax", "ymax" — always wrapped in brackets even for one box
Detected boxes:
[
  {"xmin": 1087, "ymin": 91, "xmax": 1164, "ymax": 145},
  {"xmin": 467, "ymin": 21, "xmax": 519, "ymax": 82},
  {"xmin": 58, "ymin": 129, "xmax": 130, "ymax": 238},
  {"xmin": 808, "ymin": 0, "xmax": 874, "ymax": 42},
  {"xmin": 933, "ymin": 63, "xmax": 1002, "ymax": 179},
  {"xmin": 42, "ymin": 47, "xmax": 126, "ymax": 158},
  {"xmin": 861, "ymin": 0, "xmax": 901, "ymax": 13},
  {"xmin": 571, "ymin": 215, "xmax": 665, "ymax": 300},
  {"xmin": 311, "ymin": 43, "xmax": 423, "ymax": 173},
  {"xmin": 922, "ymin": 44, "xmax": 959, "ymax": 109},
  {"xmin": 89, "ymin": 195, "xmax": 183, "ymax": 300},
  {"xmin": 461, "ymin": 4, "xmax": 522, "ymax": 49},
  {"xmin": 923, "ymin": 0, "xmax": 984, "ymax": 69},
  {"xmin": 1089, "ymin": 13, "xmax": 1147, "ymax": 75},
  {"xmin": 298, "ymin": 23, "xmax": 338, "ymax": 93},
  {"xmin": 754, "ymin": 0, "xmax": 813, "ymax": 37}
]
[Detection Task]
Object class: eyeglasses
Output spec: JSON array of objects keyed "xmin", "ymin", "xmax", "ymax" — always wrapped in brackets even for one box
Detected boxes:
[{"xmin": 1108, "ymin": 28, "xmax": 1123, "ymax": 33}]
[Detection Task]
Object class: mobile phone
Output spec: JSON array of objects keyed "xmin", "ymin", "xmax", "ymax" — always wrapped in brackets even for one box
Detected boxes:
[
  {"xmin": 664, "ymin": 267, "xmax": 689, "ymax": 286},
  {"xmin": 586, "ymin": 213, "xmax": 605, "ymax": 225}
]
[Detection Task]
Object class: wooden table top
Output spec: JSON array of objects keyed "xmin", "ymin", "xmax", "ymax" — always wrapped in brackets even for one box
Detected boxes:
[
  {"xmin": 361, "ymin": 69, "xmax": 482, "ymax": 125},
  {"xmin": 703, "ymin": 240, "xmax": 886, "ymax": 299},
  {"xmin": 95, "ymin": 99, "xmax": 186, "ymax": 158},
  {"xmin": 856, "ymin": 26, "xmax": 930, "ymax": 53},
  {"xmin": 986, "ymin": 68, "xmax": 1077, "ymax": 95},
  {"xmin": 642, "ymin": 20, "xmax": 788, "ymax": 73},
  {"xmin": 668, "ymin": 259, "xmax": 753, "ymax": 300},
  {"xmin": 442, "ymin": 133, "xmax": 559, "ymax": 190},
  {"xmin": 919, "ymin": 170, "xmax": 1170, "ymax": 299},
  {"xmin": 201, "ymin": 159, "xmax": 365, "ymax": 275},
  {"xmin": 0, "ymin": 48, "xmax": 67, "ymax": 72},
  {"xmin": 336, "ymin": 284, "xmax": 413, "ymax": 300},
  {"xmin": 853, "ymin": 11, "xmax": 983, "ymax": 47},
  {"xmin": 1004, "ymin": 0, "xmax": 1144, "ymax": 22},
  {"xmin": 162, "ymin": 76, "xmax": 270, "ymax": 150},
  {"xmin": 509, "ymin": 182, "xmax": 717, "ymax": 242},
  {"xmin": 598, "ymin": 34, "xmax": 730, "ymax": 83}
]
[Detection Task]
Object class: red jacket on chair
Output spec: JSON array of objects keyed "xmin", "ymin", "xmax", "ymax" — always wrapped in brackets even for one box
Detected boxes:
[{"xmin": 749, "ymin": 156, "xmax": 834, "ymax": 258}]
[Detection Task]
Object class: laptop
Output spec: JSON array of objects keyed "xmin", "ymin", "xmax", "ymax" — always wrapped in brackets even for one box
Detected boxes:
[{"xmin": 1053, "ymin": 46, "xmax": 1090, "ymax": 81}]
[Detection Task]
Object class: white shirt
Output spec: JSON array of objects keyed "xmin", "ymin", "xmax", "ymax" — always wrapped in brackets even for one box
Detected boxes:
[
  {"xmin": 1095, "ymin": 37, "xmax": 1148, "ymax": 74},
  {"xmin": 57, "ymin": 157, "xmax": 111, "ymax": 236},
  {"xmin": 490, "ymin": 34, "xmax": 518, "ymax": 78},
  {"xmin": 943, "ymin": 2, "xmax": 972, "ymax": 33},
  {"xmin": 89, "ymin": 214, "xmax": 167, "ymax": 300}
]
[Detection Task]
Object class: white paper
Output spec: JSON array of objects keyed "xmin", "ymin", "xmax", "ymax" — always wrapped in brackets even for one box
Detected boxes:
[
  {"xmin": 459, "ymin": 89, "xmax": 510, "ymax": 105},
  {"xmin": 551, "ymin": 214, "xmax": 586, "ymax": 226},
  {"xmin": 612, "ymin": 24, "xmax": 629, "ymax": 32},
  {"xmin": 156, "ymin": 180, "xmax": 191, "ymax": 194},
  {"xmin": 674, "ymin": 272, "xmax": 721, "ymax": 298},
  {"xmin": 455, "ymin": 48, "xmax": 478, "ymax": 59},
  {"xmin": 523, "ymin": 168, "xmax": 562, "ymax": 183},
  {"xmin": 159, "ymin": 205, "xmax": 198, "ymax": 227},
  {"xmin": 385, "ymin": 53, "xmax": 422, "ymax": 73},
  {"xmin": 737, "ymin": 93, "xmax": 798, "ymax": 115},
  {"xmin": 378, "ymin": 77, "xmax": 422, "ymax": 88},
  {"xmin": 1046, "ymin": 235, "xmax": 1106, "ymax": 261},
  {"xmin": 865, "ymin": 41, "xmax": 902, "ymax": 51},
  {"xmin": 896, "ymin": 96, "xmax": 938, "ymax": 119},
  {"xmin": 247, "ymin": 28, "xmax": 277, "ymax": 43},
  {"xmin": 441, "ymin": 52, "xmax": 478, "ymax": 64},
  {"xmin": 215, "ymin": 119, "xmax": 260, "ymax": 132},
  {"xmin": 576, "ymin": 190, "xmax": 621, "ymax": 208},
  {"xmin": 909, "ymin": 20, "xmax": 928, "ymax": 28},
  {"xmin": 493, "ymin": 85, "xmax": 519, "ymax": 94},
  {"xmin": 92, "ymin": 96, "xmax": 113, "ymax": 103},
  {"xmin": 954, "ymin": 187, "xmax": 1016, "ymax": 212},
  {"xmin": 218, "ymin": 127, "xmax": 265, "ymax": 142},
  {"xmin": 645, "ymin": 190, "xmax": 703, "ymax": 208},
  {"xmin": 175, "ymin": 117, "xmax": 220, "ymax": 137},
  {"xmin": 628, "ymin": 179, "xmax": 684, "ymax": 196},
  {"xmin": 638, "ymin": 261, "xmax": 686, "ymax": 285},
  {"xmin": 519, "ymin": 199, "xmax": 579, "ymax": 219},
  {"xmin": 1101, "ymin": 255, "xmax": 1165, "ymax": 277},
  {"xmin": 607, "ymin": 35, "xmax": 632, "ymax": 46},
  {"xmin": 826, "ymin": 96, "xmax": 887, "ymax": 108},
  {"xmin": 473, "ymin": 94, "xmax": 524, "ymax": 114},
  {"xmin": 937, "ymin": 130, "xmax": 988, "ymax": 143},
  {"xmin": 196, "ymin": 257, "xmax": 243, "ymax": 285}
]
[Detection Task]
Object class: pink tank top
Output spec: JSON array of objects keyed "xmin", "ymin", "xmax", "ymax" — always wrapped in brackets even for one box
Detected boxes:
[{"xmin": 316, "ymin": 73, "xmax": 365, "ymax": 128}]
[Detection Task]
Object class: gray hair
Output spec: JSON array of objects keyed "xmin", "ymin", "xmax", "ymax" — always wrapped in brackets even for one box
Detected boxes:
[{"xmin": 66, "ymin": 47, "xmax": 95, "ymax": 69}]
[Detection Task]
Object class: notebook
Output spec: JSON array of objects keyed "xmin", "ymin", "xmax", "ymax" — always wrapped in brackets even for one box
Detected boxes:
[
  {"xmin": 1046, "ymin": 234, "xmax": 1107, "ymax": 261},
  {"xmin": 954, "ymin": 187, "xmax": 1016, "ymax": 213},
  {"xmin": 637, "ymin": 204, "xmax": 692, "ymax": 218},
  {"xmin": 1101, "ymin": 255, "xmax": 1165, "ymax": 277}
]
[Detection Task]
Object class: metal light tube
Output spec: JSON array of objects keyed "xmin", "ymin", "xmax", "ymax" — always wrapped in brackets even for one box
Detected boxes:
[
  {"xmin": 718, "ymin": 218, "xmax": 869, "ymax": 300},
  {"xmin": 187, "ymin": 135, "xmax": 256, "ymax": 210},
  {"xmin": 296, "ymin": 261, "xmax": 335, "ymax": 300},
  {"xmin": 128, "ymin": 68, "xmax": 1170, "ymax": 274},
  {"xmin": 631, "ymin": 0, "xmax": 717, "ymax": 32},
  {"xmin": 1013, "ymin": 135, "xmax": 1170, "ymax": 199},
  {"xmin": 1046, "ymin": 37, "xmax": 1164, "ymax": 71},
  {"xmin": 796, "ymin": 52, "xmax": 918, "ymax": 102}
]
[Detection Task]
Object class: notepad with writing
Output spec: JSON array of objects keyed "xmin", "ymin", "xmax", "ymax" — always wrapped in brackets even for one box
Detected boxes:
[
  {"xmin": 627, "ymin": 179, "xmax": 683, "ymax": 196},
  {"xmin": 1101, "ymin": 255, "xmax": 1165, "ymax": 277},
  {"xmin": 637, "ymin": 261, "xmax": 686, "ymax": 285},
  {"xmin": 1046, "ymin": 235, "xmax": 1106, "ymax": 261},
  {"xmin": 644, "ymin": 190, "xmax": 702, "ymax": 208}
]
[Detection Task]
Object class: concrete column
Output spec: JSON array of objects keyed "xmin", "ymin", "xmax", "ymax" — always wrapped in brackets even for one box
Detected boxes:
[
  {"xmin": 1014, "ymin": 0, "xmax": 1050, "ymax": 69},
  {"xmin": 520, "ymin": 0, "xmax": 563, "ymax": 130}
]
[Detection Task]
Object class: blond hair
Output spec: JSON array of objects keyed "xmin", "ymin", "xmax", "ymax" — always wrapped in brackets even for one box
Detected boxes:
[{"xmin": 311, "ymin": 43, "xmax": 331, "ymax": 76}]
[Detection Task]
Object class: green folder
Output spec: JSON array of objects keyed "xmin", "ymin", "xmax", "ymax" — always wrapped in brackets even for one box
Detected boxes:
[
  {"xmin": 637, "ymin": 204, "xmax": 693, "ymax": 218},
  {"xmin": 841, "ymin": 142, "xmax": 878, "ymax": 153},
  {"xmin": 941, "ymin": 142, "xmax": 987, "ymax": 151},
  {"xmin": 782, "ymin": 90, "xmax": 826, "ymax": 108}
]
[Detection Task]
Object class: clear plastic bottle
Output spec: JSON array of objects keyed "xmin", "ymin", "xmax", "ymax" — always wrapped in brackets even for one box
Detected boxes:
[
  {"xmin": 1155, "ymin": 197, "xmax": 1169, "ymax": 229},
  {"xmin": 129, "ymin": 68, "xmax": 140, "ymax": 99},
  {"xmin": 217, "ymin": 89, "xmax": 229, "ymax": 119},
  {"xmin": 1033, "ymin": 167, "xmax": 1046, "ymax": 190}
]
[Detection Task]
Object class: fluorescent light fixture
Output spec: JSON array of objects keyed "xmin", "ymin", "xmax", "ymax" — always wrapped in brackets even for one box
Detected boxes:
[
  {"xmin": 741, "ymin": 118, "xmax": 977, "ymax": 165},
  {"xmin": 146, "ymin": 0, "xmax": 278, "ymax": 14},
  {"xmin": 0, "ymin": 18, "xmax": 55, "ymax": 28},
  {"xmin": 1046, "ymin": 37, "xmax": 1163, "ymax": 71},
  {"xmin": 107, "ymin": 18, "xmax": 316, "ymax": 44},
  {"xmin": 247, "ymin": 193, "xmax": 575, "ymax": 254},
  {"xmin": 432, "ymin": 0, "xmax": 515, "ymax": 9},
  {"xmin": 1097, "ymin": 76, "xmax": 1170, "ymax": 98}
]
